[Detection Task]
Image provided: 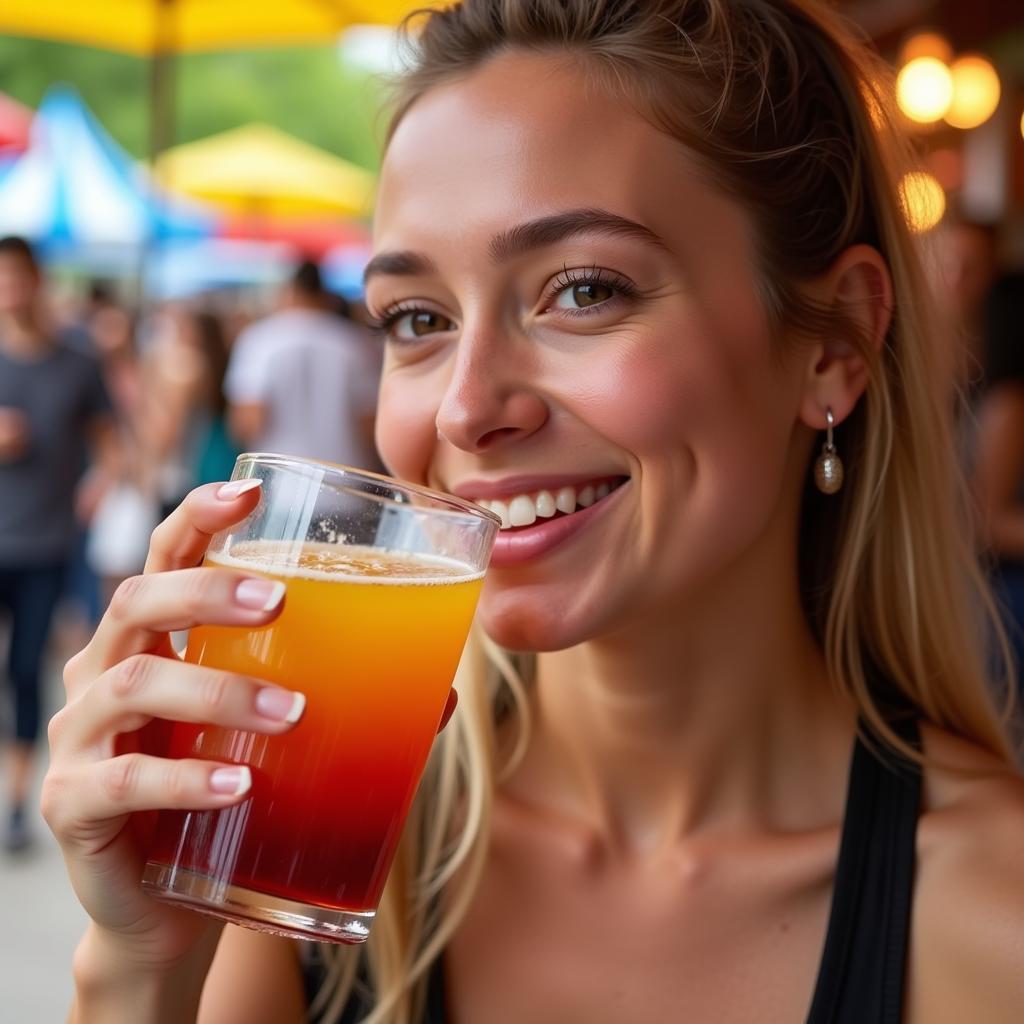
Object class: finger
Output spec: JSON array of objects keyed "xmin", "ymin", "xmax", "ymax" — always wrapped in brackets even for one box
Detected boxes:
[
  {"xmin": 52, "ymin": 654, "xmax": 306, "ymax": 754},
  {"xmin": 43, "ymin": 754, "xmax": 254, "ymax": 849},
  {"xmin": 78, "ymin": 567, "xmax": 286, "ymax": 679},
  {"xmin": 437, "ymin": 688, "xmax": 458, "ymax": 733},
  {"xmin": 144, "ymin": 478, "xmax": 263, "ymax": 575}
]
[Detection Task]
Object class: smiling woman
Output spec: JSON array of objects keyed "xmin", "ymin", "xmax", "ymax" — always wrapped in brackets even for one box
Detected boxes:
[
  {"xmin": 44, "ymin": 3, "xmax": 1024, "ymax": 1024},
  {"xmin": 353, "ymin": 0, "xmax": 1022, "ymax": 1019}
]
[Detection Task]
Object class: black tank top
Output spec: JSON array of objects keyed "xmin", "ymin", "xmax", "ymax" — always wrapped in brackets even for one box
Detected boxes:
[{"xmin": 310, "ymin": 718, "xmax": 922, "ymax": 1023}]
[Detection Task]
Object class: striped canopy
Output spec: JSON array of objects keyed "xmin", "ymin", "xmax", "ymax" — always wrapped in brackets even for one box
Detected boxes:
[{"xmin": 0, "ymin": 86, "xmax": 213, "ymax": 248}]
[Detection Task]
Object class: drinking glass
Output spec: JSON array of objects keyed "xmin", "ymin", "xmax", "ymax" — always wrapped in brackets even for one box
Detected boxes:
[{"xmin": 141, "ymin": 453, "xmax": 498, "ymax": 943}]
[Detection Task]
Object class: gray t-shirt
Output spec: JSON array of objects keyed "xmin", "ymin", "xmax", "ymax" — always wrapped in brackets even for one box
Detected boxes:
[
  {"xmin": 224, "ymin": 308, "xmax": 382, "ymax": 471},
  {"xmin": 0, "ymin": 339, "xmax": 112, "ymax": 565}
]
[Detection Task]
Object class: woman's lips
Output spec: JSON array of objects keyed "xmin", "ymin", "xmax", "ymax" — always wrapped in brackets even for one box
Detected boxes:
[{"xmin": 487, "ymin": 481, "xmax": 629, "ymax": 568}]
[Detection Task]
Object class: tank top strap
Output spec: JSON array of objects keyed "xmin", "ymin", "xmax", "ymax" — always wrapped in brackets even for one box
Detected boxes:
[
  {"xmin": 425, "ymin": 955, "xmax": 448, "ymax": 1021},
  {"xmin": 806, "ymin": 715, "xmax": 922, "ymax": 1024}
]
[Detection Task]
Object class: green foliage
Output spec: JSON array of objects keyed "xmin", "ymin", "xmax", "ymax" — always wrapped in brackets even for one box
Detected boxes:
[{"xmin": 0, "ymin": 35, "xmax": 386, "ymax": 170}]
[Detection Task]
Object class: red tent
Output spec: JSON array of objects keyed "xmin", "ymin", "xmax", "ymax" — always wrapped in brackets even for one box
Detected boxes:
[
  {"xmin": 218, "ymin": 214, "xmax": 370, "ymax": 259},
  {"xmin": 0, "ymin": 92, "xmax": 33, "ymax": 155}
]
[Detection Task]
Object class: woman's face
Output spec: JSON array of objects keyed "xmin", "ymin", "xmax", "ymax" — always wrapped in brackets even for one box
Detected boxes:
[{"xmin": 369, "ymin": 53, "xmax": 813, "ymax": 651}]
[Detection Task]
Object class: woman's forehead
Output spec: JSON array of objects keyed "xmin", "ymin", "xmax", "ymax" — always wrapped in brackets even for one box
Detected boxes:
[{"xmin": 375, "ymin": 52, "xmax": 707, "ymax": 248}]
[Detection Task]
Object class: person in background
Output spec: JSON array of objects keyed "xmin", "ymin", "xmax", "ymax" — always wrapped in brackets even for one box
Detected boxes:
[
  {"xmin": 83, "ymin": 299, "xmax": 157, "ymax": 607},
  {"xmin": 189, "ymin": 310, "xmax": 240, "ymax": 486},
  {"xmin": 933, "ymin": 215, "xmax": 1024, "ymax": 689},
  {"xmin": 63, "ymin": 284, "xmax": 139, "ymax": 635},
  {"xmin": 0, "ymin": 235, "xmax": 115, "ymax": 853},
  {"xmin": 933, "ymin": 216, "xmax": 999, "ymax": 398},
  {"xmin": 66, "ymin": 281, "xmax": 124, "ymax": 354},
  {"xmin": 225, "ymin": 259, "xmax": 381, "ymax": 470},
  {"xmin": 140, "ymin": 305, "xmax": 235, "ymax": 519},
  {"xmin": 972, "ymin": 274, "xmax": 1024, "ymax": 684},
  {"xmin": 90, "ymin": 289, "xmax": 142, "ymax": 426}
]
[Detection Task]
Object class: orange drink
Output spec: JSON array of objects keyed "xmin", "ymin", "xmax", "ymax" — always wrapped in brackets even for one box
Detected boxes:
[{"xmin": 141, "ymin": 455, "xmax": 497, "ymax": 943}]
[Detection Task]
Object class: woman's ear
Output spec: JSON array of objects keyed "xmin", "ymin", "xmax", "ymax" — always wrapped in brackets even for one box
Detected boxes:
[{"xmin": 798, "ymin": 243, "xmax": 893, "ymax": 430}]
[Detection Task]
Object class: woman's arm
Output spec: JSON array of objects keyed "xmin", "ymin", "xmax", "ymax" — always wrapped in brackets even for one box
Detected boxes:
[
  {"xmin": 973, "ymin": 383, "xmax": 1024, "ymax": 560},
  {"xmin": 69, "ymin": 924, "xmax": 220, "ymax": 1024},
  {"xmin": 197, "ymin": 926, "xmax": 307, "ymax": 1024}
]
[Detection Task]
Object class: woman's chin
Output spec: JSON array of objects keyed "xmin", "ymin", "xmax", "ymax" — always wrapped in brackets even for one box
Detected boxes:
[{"xmin": 478, "ymin": 592, "xmax": 601, "ymax": 653}]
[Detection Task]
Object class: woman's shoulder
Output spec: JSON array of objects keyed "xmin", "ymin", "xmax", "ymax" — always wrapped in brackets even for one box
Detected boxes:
[
  {"xmin": 915, "ymin": 723, "xmax": 1024, "ymax": 906},
  {"xmin": 907, "ymin": 724, "xmax": 1024, "ymax": 1023}
]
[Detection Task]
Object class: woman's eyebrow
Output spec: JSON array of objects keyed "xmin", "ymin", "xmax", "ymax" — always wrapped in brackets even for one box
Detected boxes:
[
  {"xmin": 364, "ymin": 208, "xmax": 669, "ymax": 287},
  {"xmin": 488, "ymin": 207, "xmax": 670, "ymax": 261},
  {"xmin": 363, "ymin": 250, "xmax": 436, "ymax": 285}
]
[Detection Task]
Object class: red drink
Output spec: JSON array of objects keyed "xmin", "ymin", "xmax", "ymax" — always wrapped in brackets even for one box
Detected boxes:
[{"xmin": 143, "ymin": 542, "xmax": 483, "ymax": 938}]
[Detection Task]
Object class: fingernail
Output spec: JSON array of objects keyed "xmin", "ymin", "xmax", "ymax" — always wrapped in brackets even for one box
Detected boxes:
[
  {"xmin": 235, "ymin": 578, "xmax": 285, "ymax": 611},
  {"xmin": 255, "ymin": 687, "xmax": 306, "ymax": 724},
  {"xmin": 217, "ymin": 478, "xmax": 263, "ymax": 501},
  {"xmin": 210, "ymin": 766, "xmax": 251, "ymax": 796}
]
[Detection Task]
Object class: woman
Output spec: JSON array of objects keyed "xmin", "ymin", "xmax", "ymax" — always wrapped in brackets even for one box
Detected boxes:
[
  {"xmin": 142, "ymin": 306, "xmax": 232, "ymax": 519},
  {"xmin": 43, "ymin": 2, "xmax": 1023, "ymax": 1022}
]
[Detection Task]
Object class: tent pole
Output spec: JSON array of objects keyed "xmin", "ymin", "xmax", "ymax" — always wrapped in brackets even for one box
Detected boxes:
[
  {"xmin": 139, "ymin": 0, "xmax": 176, "ymax": 304},
  {"xmin": 149, "ymin": 0, "xmax": 177, "ymax": 170}
]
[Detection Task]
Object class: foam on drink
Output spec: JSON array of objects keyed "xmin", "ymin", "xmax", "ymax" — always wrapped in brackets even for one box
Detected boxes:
[{"xmin": 211, "ymin": 539, "xmax": 483, "ymax": 583}]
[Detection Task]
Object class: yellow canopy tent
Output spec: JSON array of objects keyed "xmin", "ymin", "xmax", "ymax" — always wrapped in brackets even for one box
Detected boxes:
[
  {"xmin": 155, "ymin": 123, "xmax": 375, "ymax": 218},
  {"xmin": 0, "ymin": 1, "xmax": 440, "ymax": 163},
  {"xmin": 0, "ymin": 1, "xmax": 430, "ymax": 55}
]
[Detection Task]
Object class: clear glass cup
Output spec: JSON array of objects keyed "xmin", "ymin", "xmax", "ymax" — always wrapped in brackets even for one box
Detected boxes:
[{"xmin": 141, "ymin": 454, "xmax": 498, "ymax": 943}]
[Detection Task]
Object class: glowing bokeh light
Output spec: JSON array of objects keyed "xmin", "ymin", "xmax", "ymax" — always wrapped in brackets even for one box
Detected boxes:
[
  {"xmin": 945, "ymin": 55, "xmax": 1001, "ymax": 129},
  {"xmin": 898, "ymin": 172, "xmax": 946, "ymax": 233},
  {"xmin": 899, "ymin": 31, "xmax": 953, "ymax": 65},
  {"xmin": 896, "ymin": 57, "xmax": 954, "ymax": 124}
]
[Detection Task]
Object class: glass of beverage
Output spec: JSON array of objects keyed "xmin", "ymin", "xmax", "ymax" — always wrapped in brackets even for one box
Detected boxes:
[{"xmin": 141, "ymin": 453, "xmax": 498, "ymax": 943}]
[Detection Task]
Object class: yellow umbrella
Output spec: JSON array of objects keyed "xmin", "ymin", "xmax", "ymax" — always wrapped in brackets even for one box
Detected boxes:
[
  {"xmin": 155, "ymin": 123, "xmax": 375, "ymax": 218},
  {"xmin": 0, "ymin": 1, "xmax": 440, "ymax": 164},
  {"xmin": 0, "ymin": 1, "xmax": 432, "ymax": 55}
]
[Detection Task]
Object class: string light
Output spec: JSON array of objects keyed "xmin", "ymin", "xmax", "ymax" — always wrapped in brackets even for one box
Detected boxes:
[
  {"xmin": 899, "ymin": 31, "xmax": 953, "ymax": 65},
  {"xmin": 898, "ymin": 172, "xmax": 946, "ymax": 233},
  {"xmin": 896, "ymin": 57, "xmax": 954, "ymax": 124},
  {"xmin": 946, "ymin": 55, "xmax": 1001, "ymax": 130}
]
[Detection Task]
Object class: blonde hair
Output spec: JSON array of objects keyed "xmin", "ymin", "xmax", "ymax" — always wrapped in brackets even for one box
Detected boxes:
[{"xmin": 312, "ymin": 2, "xmax": 1018, "ymax": 1019}]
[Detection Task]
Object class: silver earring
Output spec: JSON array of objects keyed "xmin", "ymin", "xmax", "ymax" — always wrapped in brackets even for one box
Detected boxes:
[{"xmin": 814, "ymin": 408, "xmax": 844, "ymax": 495}]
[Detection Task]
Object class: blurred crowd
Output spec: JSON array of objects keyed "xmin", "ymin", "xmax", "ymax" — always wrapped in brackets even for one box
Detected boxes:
[{"xmin": 0, "ymin": 236, "xmax": 383, "ymax": 852}]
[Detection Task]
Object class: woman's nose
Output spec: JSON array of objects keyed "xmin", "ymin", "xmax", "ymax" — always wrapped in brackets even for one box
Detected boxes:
[{"xmin": 434, "ymin": 338, "xmax": 549, "ymax": 454}]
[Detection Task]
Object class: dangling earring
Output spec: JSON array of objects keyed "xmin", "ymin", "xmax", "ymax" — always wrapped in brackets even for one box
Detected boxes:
[{"xmin": 814, "ymin": 407, "xmax": 844, "ymax": 495}]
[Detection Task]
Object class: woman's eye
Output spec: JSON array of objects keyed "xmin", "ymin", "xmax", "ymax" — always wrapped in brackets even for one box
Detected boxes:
[
  {"xmin": 392, "ymin": 310, "xmax": 455, "ymax": 341},
  {"xmin": 552, "ymin": 281, "xmax": 615, "ymax": 310}
]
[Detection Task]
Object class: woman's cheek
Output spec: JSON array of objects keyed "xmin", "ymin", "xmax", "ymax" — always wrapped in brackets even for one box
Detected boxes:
[
  {"xmin": 560, "ymin": 339, "xmax": 707, "ymax": 452},
  {"xmin": 375, "ymin": 373, "xmax": 438, "ymax": 484}
]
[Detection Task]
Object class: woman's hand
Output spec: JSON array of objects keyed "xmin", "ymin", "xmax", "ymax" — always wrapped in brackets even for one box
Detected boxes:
[{"xmin": 42, "ymin": 480, "xmax": 302, "ymax": 978}]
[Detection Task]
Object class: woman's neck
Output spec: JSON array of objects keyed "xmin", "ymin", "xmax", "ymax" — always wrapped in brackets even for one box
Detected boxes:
[{"xmin": 506, "ymin": 553, "xmax": 856, "ymax": 857}]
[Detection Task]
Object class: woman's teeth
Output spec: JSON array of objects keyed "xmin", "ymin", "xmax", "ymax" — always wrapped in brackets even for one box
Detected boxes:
[{"xmin": 477, "ymin": 480, "xmax": 617, "ymax": 530}]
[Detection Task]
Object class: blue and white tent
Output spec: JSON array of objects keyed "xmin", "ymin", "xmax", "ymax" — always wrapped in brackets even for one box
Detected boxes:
[{"xmin": 0, "ymin": 85, "xmax": 213, "ymax": 252}]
